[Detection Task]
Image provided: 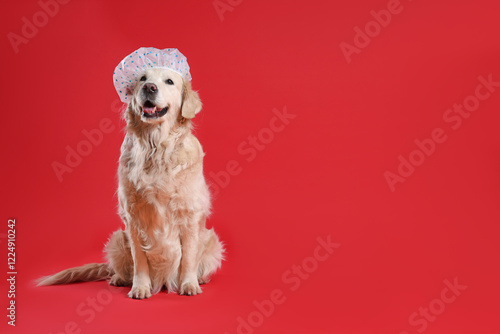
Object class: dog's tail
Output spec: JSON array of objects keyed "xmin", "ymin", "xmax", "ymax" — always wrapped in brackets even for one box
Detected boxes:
[{"xmin": 36, "ymin": 263, "xmax": 113, "ymax": 286}]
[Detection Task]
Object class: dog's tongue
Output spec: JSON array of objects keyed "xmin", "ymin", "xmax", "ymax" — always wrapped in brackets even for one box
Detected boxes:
[{"xmin": 143, "ymin": 106, "xmax": 156, "ymax": 114}]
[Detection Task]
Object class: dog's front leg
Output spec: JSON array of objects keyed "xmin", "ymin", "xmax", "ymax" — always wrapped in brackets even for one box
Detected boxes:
[
  {"xmin": 179, "ymin": 221, "xmax": 201, "ymax": 295},
  {"xmin": 128, "ymin": 228, "xmax": 152, "ymax": 299}
]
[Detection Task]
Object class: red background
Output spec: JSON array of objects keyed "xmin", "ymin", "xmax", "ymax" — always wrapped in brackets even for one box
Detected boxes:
[{"xmin": 1, "ymin": 0, "xmax": 500, "ymax": 333}]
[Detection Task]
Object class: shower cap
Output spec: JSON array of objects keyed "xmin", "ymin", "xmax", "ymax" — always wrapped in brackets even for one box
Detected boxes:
[{"xmin": 113, "ymin": 47, "xmax": 192, "ymax": 103}]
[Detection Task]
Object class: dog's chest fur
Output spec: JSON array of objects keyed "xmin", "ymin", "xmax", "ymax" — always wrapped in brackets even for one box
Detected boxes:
[
  {"xmin": 117, "ymin": 124, "xmax": 207, "ymax": 227},
  {"xmin": 122, "ymin": 134, "xmax": 174, "ymax": 199}
]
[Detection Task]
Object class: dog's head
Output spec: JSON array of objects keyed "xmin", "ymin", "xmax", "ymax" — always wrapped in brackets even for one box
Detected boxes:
[{"xmin": 129, "ymin": 68, "xmax": 201, "ymax": 124}]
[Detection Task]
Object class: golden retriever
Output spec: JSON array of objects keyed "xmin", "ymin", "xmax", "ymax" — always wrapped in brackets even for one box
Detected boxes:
[{"xmin": 38, "ymin": 68, "xmax": 224, "ymax": 299}]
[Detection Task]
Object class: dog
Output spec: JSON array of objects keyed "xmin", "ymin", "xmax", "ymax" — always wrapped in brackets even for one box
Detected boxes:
[{"xmin": 38, "ymin": 67, "xmax": 224, "ymax": 299}]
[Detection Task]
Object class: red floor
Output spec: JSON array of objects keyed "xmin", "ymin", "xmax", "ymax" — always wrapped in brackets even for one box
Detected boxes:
[{"xmin": 1, "ymin": 0, "xmax": 500, "ymax": 333}]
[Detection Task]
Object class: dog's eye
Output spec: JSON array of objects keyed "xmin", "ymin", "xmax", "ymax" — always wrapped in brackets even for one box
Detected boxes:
[
  {"xmin": 165, "ymin": 79, "xmax": 174, "ymax": 85},
  {"xmin": 140, "ymin": 76, "xmax": 146, "ymax": 81}
]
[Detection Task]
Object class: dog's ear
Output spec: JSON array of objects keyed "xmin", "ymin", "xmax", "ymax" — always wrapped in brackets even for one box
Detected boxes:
[{"xmin": 181, "ymin": 81, "xmax": 202, "ymax": 119}]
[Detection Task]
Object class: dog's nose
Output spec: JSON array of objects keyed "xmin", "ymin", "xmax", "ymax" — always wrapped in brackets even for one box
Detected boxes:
[{"xmin": 143, "ymin": 83, "xmax": 158, "ymax": 94}]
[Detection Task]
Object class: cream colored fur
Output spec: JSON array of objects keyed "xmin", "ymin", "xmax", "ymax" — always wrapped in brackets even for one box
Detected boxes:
[{"xmin": 38, "ymin": 68, "xmax": 224, "ymax": 299}]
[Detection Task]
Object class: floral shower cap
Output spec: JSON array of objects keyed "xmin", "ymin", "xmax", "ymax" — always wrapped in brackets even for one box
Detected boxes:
[{"xmin": 113, "ymin": 47, "xmax": 192, "ymax": 103}]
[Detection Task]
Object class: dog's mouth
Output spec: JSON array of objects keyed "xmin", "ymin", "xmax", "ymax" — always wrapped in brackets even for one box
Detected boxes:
[{"xmin": 141, "ymin": 100, "xmax": 168, "ymax": 119}]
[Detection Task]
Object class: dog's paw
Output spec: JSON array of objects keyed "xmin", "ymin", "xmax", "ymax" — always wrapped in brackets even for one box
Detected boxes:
[
  {"xmin": 128, "ymin": 284, "xmax": 152, "ymax": 299},
  {"xmin": 180, "ymin": 281, "xmax": 202, "ymax": 296},
  {"xmin": 109, "ymin": 274, "xmax": 130, "ymax": 287}
]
